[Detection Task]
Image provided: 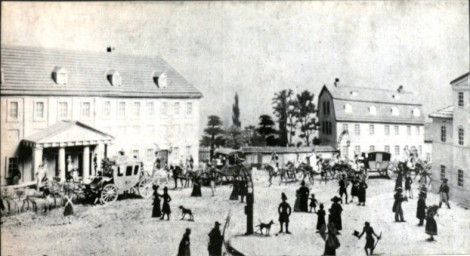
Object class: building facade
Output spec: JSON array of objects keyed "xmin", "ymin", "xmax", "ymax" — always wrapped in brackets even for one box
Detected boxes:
[
  {"xmin": 317, "ymin": 81, "xmax": 425, "ymax": 161},
  {"xmin": 429, "ymin": 72, "xmax": 470, "ymax": 204},
  {"xmin": 1, "ymin": 46, "xmax": 202, "ymax": 186}
]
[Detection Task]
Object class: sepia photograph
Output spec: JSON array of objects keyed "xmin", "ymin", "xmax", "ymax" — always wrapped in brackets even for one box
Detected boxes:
[{"xmin": 1, "ymin": 1, "xmax": 469, "ymax": 255}]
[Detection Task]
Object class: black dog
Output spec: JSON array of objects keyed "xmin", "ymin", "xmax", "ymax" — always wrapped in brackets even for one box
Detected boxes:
[
  {"xmin": 179, "ymin": 205, "xmax": 194, "ymax": 221},
  {"xmin": 256, "ymin": 220, "xmax": 274, "ymax": 236}
]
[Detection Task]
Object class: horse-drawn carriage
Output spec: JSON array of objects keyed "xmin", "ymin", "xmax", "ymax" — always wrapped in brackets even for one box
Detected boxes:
[
  {"xmin": 201, "ymin": 148, "xmax": 249, "ymax": 185},
  {"xmin": 358, "ymin": 151, "xmax": 392, "ymax": 178}
]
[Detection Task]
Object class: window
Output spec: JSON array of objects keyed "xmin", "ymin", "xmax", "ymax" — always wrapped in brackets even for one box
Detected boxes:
[
  {"xmin": 81, "ymin": 102, "xmax": 91, "ymax": 118},
  {"xmin": 416, "ymin": 126, "xmax": 420, "ymax": 136},
  {"xmin": 354, "ymin": 124, "xmax": 360, "ymax": 135},
  {"xmin": 391, "ymin": 107, "xmax": 399, "ymax": 116},
  {"xmin": 147, "ymin": 149, "xmax": 154, "ymax": 162},
  {"xmin": 385, "ymin": 125, "xmax": 390, "ymax": 136},
  {"xmin": 441, "ymin": 126, "xmax": 446, "ymax": 142},
  {"xmin": 369, "ymin": 106, "xmax": 376, "ymax": 115},
  {"xmin": 117, "ymin": 167, "xmax": 124, "ymax": 177},
  {"xmin": 412, "ymin": 108, "xmax": 421, "ymax": 117},
  {"xmin": 384, "ymin": 145, "xmax": 390, "ymax": 153},
  {"xmin": 132, "ymin": 150, "xmax": 139, "ymax": 160},
  {"xmin": 394, "ymin": 125, "xmax": 399, "ymax": 135},
  {"xmin": 162, "ymin": 102, "xmax": 168, "ymax": 117},
  {"xmin": 186, "ymin": 146, "xmax": 192, "ymax": 157},
  {"xmin": 174, "ymin": 102, "xmax": 180, "ymax": 116},
  {"xmin": 440, "ymin": 165, "xmax": 446, "ymax": 180},
  {"xmin": 52, "ymin": 67, "xmax": 68, "ymax": 85},
  {"xmin": 458, "ymin": 170, "xmax": 464, "ymax": 187},
  {"xmin": 354, "ymin": 146, "xmax": 361, "ymax": 155},
  {"xmin": 118, "ymin": 102, "xmax": 126, "ymax": 117},
  {"xmin": 103, "ymin": 101, "xmax": 111, "ymax": 117},
  {"xmin": 407, "ymin": 126, "xmax": 411, "ymax": 136},
  {"xmin": 369, "ymin": 145, "xmax": 375, "ymax": 152},
  {"xmin": 8, "ymin": 101, "xmax": 18, "ymax": 120},
  {"xmin": 186, "ymin": 102, "xmax": 193, "ymax": 116},
  {"xmin": 323, "ymin": 102, "xmax": 327, "ymax": 115},
  {"xmin": 0, "ymin": 68, "xmax": 4, "ymax": 85},
  {"xmin": 126, "ymin": 166, "xmax": 133, "ymax": 176},
  {"xmin": 343, "ymin": 124, "xmax": 348, "ymax": 132},
  {"xmin": 458, "ymin": 92, "xmax": 464, "ymax": 107},
  {"xmin": 459, "ymin": 128, "xmax": 464, "ymax": 145},
  {"xmin": 58, "ymin": 102, "xmax": 68, "ymax": 119},
  {"xmin": 147, "ymin": 102, "xmax": 155, "ymax": 116},
  {"xmin": 344, "ymin": 104, "xmax": 352, "ymax": 113},
  {"xmin": 369, "ymin": 125, "xmax": 375, "ymax": 135},
  {"xmin": 418, "ymin": 146, "xmax": 422, "ymax": 156},
  {"xmin": 134, "ymin": 165, "xmax": 140, "ymax": 175},
  {"xmin": 395, "ymin": 145, "xmax": 400, "ymax": 156},
  {"xmin": 7, "ymin": 157, "xmax": 19, "ymax": 178},
  {"xmin": 35, "ymin": 101, "xmax": 45, "ymax": 120},
  {"xmin": 107, "ymin": 70, "xmax": 122, "ymax": 86},
  {"xmin": 133, "ymin": 102, "xmax": 141, "ymax": 117},
  {"xmin": 154, "ymin": 72, "xmax": 167, "ymax": 88}
]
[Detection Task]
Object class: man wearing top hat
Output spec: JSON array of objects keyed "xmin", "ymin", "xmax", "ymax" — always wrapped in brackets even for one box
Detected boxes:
[
  {"xmin": 438, "ymin": 178, "xmax": 450, "ymax": 209},
  {"xmin": 278, "ymin": 192, "xmax": 292, "ymax": 234},
  {"xmin": 208, "ymin": 221, "xmax": 223, "ymax": 256},
  {"xmin": 393, "ymin": 187, "xmax": 407, "ymax": 222},
  {"xmin": 330, "ymin": 196, "xmax": 343, "ymax": 231}
]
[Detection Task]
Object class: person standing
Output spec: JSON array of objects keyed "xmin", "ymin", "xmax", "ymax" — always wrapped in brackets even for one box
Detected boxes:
[
  {"xmin": 425, "ymin": 205, "xmax": 439, "ymax": 241},
  {"xmin": 209, "ymin": 169, "xmax": 217, "ymax": 197},
  {"xmin": 350, "ymin": 176, "xmax": 359, "ymax": 203},
  {"xmin": 229, "ymin": 176, "xmax": 239, "ymax": 200},
  {"xmin": 178, "ymin": 228, "xmax": 191, "ymax": 256},
  {"xmin": 63, "ymin": 190, "xmax": 75, "ymax": 219},
  {"xmin": 208, "ymin": 221, "xmax": 223, "ymax": 256},
  {"xmin": 321, "ymin": 222, "xmax": 340, "ymax": 256},
  {"xmin": 191, "ymin": 175, "xmax": 202, "ymax": 197},
  {"xmin": 172, "ymin": 165, "xmax": 179, "ymax": 189},
  {"xmin": 316, "ymin": 203, "xmax": 326, "ymax": 232},
  {"xmin": 278, "ymin": 192, "xmax": 292, "ymax": 234},
  {"xmin": 239, "ymin": 179, "xmax": 248, "ymax": 203},
  {"xmin": 152, "ymin": 185, "xmax": 162, "ymax": 218},
  {"xmin": 358, "ymin": 179, "xmax": 368, "ymax": 206},
  {"xmin": 438, "ymin": 179, "xmax": 450, "ymax": 209},
  {"xmin": 405, "ymin": 173, "xmax": 413, "ymax": 199},
  {"xmin": 416, "ymin": 193, "xmax": 427, "ymax": 226},
  {"xmin": 330, "ymin": 196, "xmax": 343, "ymax": 231},
  {"xmin": 393, "ymin": 188, "xmax": 407, "ymax": 222},
  {"xmin": 339, "ymin": 174, "xmax": 348, "ymax": 204},
  {"xmin": 357, "ymin": 221, "xmax": 381, "ymax": 255},
  {"xmin": 298, "ymin": 180, "xmax": 310, "ymax": 212},
  {"xmin": 395, "ymin": 170, "xmax": 403, "ymax": 192},
  {"xmin": 309, "ymin": 193, "xmax": 318, "ymax": 213},
  {"xmin": 161, "ymin": 187, "xmax": 172, "ymax": 220}
]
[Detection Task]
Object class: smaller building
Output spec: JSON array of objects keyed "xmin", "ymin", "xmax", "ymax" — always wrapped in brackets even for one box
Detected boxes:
[{"xmin": 241, "ymin": 146, "xmax": 336, "ymax": 167}]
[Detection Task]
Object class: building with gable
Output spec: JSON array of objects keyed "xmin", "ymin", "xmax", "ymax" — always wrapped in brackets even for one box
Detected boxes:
[
  {"xmin": 317, "ymin": 79, "xmax": 425, "ymax": 161},
  {"xmin": 429, "ymin": 72, "xmax": 469, "ymax": 206},
  {"xmin": 0, "ymin": 45, "xmax": 202, "ymax": 186}
]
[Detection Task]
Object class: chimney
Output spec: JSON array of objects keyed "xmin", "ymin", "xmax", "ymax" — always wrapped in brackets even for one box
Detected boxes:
[
  {"xmin": 107, "ymin": 47, "xmax": 115, "ymax": 53},
  {"xmin": 334, "ymin": 78, "xmax": 340, "ymax": 87},
  {"xmin": 397, "ymin": 85, "xmax": 403, "ymax": 93}
]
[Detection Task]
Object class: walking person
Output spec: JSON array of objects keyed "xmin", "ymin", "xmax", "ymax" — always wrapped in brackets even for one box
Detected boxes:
[
  {"xmin": 278, "ymin": 192, "xmax": 292, "ymax": 234},
  {"xmin": 178, "ymin": 228, "xmax": 191, "ymax": 256},
  {"xmin": 338, "ymin": 174, "xmax": 348, "ymax": 204},
  {"xmin": 350, "ymin": 176, "xmax": 359, "ymax": 203},
  {"xmin": 438, "ymin": 179, "xmax": 451, "ymax": 209},
  {"xmin": 208, "ymin": 221, "xmax": 223, "ymax": 256},
  {"xmin": 405, "ymin": 173, "xmax": 413, "ymax": 199},
  {"xmin": 161, "ymin": 186, "xmax": 172, "ymax": 220},
  {"xmin": 316, "ymin": 203, "xmax": 326, "ymax": 232},
  {"xmin": 357, "ymin": 221, "xmax": 381, "ymax": 255},
  {"xmin": 152, "ymin": 185, "xmax": 162, "ymax": 218},
  {"xmin": 309, "ymin": 193, "xmax": 318, "ymax": 213},
  {"xmin": 320, "ymin": 221, "xmax": 340, "ymax": 255},
  {"xmin": 393, "ymin": 187, "xmax": 407, "ymax": 222},
  {"xmin": 209, "ymin": 169, "xmax": 217, "ymax": 197},
  {"xmin": 416, "ymin": 193, "xmax": 427, "ymax": 226},
  {"xmin": 229, "ymin": 176, "xmax": 239, "ymax": 200},
  {"xmin": 239, "ymin": 178, "xmax": 248, "ymax": 203},
  {"xmin": 330, "ymin": 196, "xmax": 343, "ymax": 232},
  {"xmin": 425, "ymin": 205, "xmax": 439, "ymax": 241},
  {"xmin": 358, "ymin": 179, "xmax": 368, "ymax": 206}
]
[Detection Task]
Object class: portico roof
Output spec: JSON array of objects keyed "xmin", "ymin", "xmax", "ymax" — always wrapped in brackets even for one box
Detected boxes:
[{"xmin": 23, "ymin": 121, "xmax": 114, "ymax": 148}]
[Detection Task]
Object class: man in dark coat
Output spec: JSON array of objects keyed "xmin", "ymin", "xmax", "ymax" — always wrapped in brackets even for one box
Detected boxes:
[
  {"xmin": 330, "ymin": 196, "xmax": 343, "ymax": 231},
  {"xmin": 178, "ymin": 228, "xmax": 191, "ymax": 256},
  {"xmin": 357, "ymin": 221, "xmax": 381, "ymax": 255},
  {"xmin": 172, "ymin": 165, "xmax": 180, "ymax": 189},
  {"xmin": 278, "ymin": 192, "xmax": 292, "ymax": 234},
  {"xmin": 395, "ymin": 170, "xmax": 403, "ymax": 192},
  {"xmin": 416, "ymin": 193, "xmax": 427, "ymax": 226},
  {"xmin": 298, "ymin": 180, "xmax": 310, "ymax": 212},
  {"xmin": 339, "ymin": 174, "xmax": 348, "ymax": 204},
  {"xmin": 438, "ymin": 179, "xmax": 450, "ymax": 209},
  {"xmin": 393, "ymin": 188, "xmax": 407, "ymax": 222},
  {"xmin": 358, "ymin": 180, "xmax": 368, "ymax": 206},
  {"xmin": 208, "ymin": 221, "xmax": 223, "ymax": 256}
]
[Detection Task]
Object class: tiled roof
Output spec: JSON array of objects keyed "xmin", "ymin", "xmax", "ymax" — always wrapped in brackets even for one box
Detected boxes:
[
  {"xmin": 450, "ymin": 72, "xmax": 469, "ymax": 84},
  {"xmin": 0, "ymin": 45, "xmax": 202, "ymax": 99},
  {"xmin": 429, "ymin": 105, "xmax": 453, "ymax": 119},
  {"xmin": 241, "ymin": 146, "xmax": 337, "ymax": 154},
  {"xmin": 320, "ymin": 85, "xmax": 425, "ymax": 125}
]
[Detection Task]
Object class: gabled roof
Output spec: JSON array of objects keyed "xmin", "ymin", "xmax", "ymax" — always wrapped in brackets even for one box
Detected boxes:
[
  {"xmin": 1, "ymin": 45, "xmax": 202, "ymax": 99},
  {"xmin": 429, "ymin": 105, "xmax": 453, "ymax": 119},
  {"xmin": 23, "ymin": 121, "xmax": 114, "ymax": 148},
  {"xmin": 450, "ymin": 72, "xmax": 470, "ymax": 84}
]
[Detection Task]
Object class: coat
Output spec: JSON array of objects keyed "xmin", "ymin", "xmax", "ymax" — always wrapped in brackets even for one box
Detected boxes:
[
  {"xmin": 358, "ymin": 182, "xmax": 368, "ymax": 203},
  {"xmin": 316, "ymin": 209, "xmax": 326, "ymax": 231},
  {"xmin": 152, "ymin": 191, "xmax": 162, "ymax": 218},
  {"xmin": 416, "ymin": 198, "xmax": 426, "ymax": 220},
  {"xmin": 208, "ymin": 228, "xmax": 223, "ymax": 256},
  {"xmin": 178, "ymin": 233, "xmax": 191, "ymax": 256},
  {"xmin": 278, "ymin": 201, "xmax": 292, "ymax": 223},
  {"xmin": 330, "ymin": 203, "xmax": 343, "ymax": 230},
  {"xmin": 392, "ymin": 192, "xmax": 406, "ymax": 213}
]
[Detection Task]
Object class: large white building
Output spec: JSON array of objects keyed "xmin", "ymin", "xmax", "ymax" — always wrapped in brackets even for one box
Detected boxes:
[
  {"xmin": 0, "ymin": 46, "xmax": 202, "ymax": 186},
  {"xmin": 429, "ymin": 72, "xmax": 470, "ymax": 206},
  {"xmin": 317, "ymin": 80, "xmax": 426, "ymax": 160}
]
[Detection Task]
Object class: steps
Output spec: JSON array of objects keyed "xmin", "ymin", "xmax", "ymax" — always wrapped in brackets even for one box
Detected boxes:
[{"xmin": 458, "ymin": 198, "xmax": 470, "ymax": 210}]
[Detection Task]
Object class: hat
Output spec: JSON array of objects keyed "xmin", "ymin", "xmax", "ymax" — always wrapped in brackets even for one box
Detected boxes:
[
  {"xmin": 352, "ymin": 230, "xmax": 360, "ymax": 238},
  {"xmin": 152, "ymin": 184, "xmax": 159, "ymax": 190},
  {"xmin": 331, "ymin": 196, "xmax": 341, "ymax": 202},
  {"xmin": 215, "ymin": 221, "xmax": 221, "ymax": 227},
  {"xmin": 319, "ymin": 203, "xmax": 324, "ymax": 209},
  {"xmin": 281, "ymin": 192, "xmax": 287, "ymax": 201},
  {"xmin": 442, "ymin": 178, "xmax": 448, "ymax": 182},
  {"xmin": 301, "ymin": 180, "xmax": 306, "ymax": 186}
]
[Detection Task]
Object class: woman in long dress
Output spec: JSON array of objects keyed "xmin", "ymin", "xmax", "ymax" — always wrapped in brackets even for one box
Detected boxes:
[
  {"xmin": 316, "ymin": 204, "xmax": 326, "ymax": 231},
  {"xmin": 64, "ymin": 191, "xmax": 75, "ymax": 217},
  {"xmin": 229, "ymin": 176, "xmax": 239, "ymax": 200},
  {"xmin": 191, "ymin": 175, "xmax": 202, "ymax": 197},
  {"xmin": 425, "ymin": 205, "xmax": 438, "ymax": 241},
  {"xmin": 294, "ymin": 189, "xmax": 301, "ymax": 212},
  {"xmin": 161, "ymin": 187, "xmax": 172, "ymax": 220},
  {"xmin": 152, "ymin": 185, "xmax": 162, "ymax": 218}
]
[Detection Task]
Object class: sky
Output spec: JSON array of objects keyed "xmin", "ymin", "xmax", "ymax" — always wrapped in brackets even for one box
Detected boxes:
[{"xmin": 1, "ymin": 1, "xmax": 469, "ymax": 133}]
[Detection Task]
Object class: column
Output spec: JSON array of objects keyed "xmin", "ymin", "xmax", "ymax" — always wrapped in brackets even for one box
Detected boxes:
[
  {"xmin": 32, "ymin": 147, "xmax": 43, "ymax": 190},
  {"xmin": 94, "ymin": 143, "xmax": 103, "ymax": 175},
  {"xmin": 83, "ymin": 146, "xmax": 90, "ymax": 181},
  {"xmin": 58, "ymin": 147, "xmax": 66, "ymax": 183}
]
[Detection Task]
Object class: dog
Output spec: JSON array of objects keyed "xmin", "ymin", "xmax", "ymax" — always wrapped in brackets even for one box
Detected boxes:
[
  {"xmin": 256, "ymin": 220, "xmax": 274, "ymax": 236},
  {"xmin": 179, "ymin": 205, "xmax": 194, "ymax": 221}
]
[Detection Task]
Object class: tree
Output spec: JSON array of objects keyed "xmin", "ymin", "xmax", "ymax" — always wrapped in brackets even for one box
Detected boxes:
[
  {"xmin": 286, "ymin": 99, "xmax": 297, "ymax": 146},
  {"xmin": 256, "ymin": 115, "xmax": 278, "ymax": 146},
  {"xmin": 272, "ymin": 89, "xmax": 293, "ymax": 147},
  {"xmin": 202, "ymin": 115, "xmax": 225, "ymax": 159},
  {"xmin": 292, "ymin": 90, "xmax": 319, "ymax": 146},
  {"xmin": 232, "ymin": 93, "xmax": 241, "ymax": 128},
  {"xmin": 225, "ymin": 125, "xmax": 244, "ymax": 149},
  {"xmin": 243, "ymin": 125, "xmax": 265, "ymax": 146}
]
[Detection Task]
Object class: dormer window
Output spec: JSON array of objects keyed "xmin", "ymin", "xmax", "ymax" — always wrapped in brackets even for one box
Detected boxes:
[
  {"xmin": 369, "ymin": 105, "xmax": 377, "ymax": 115},
  {"xmin": 107, "ymin": 70, "xmax": 122, "ymax": 86},
  {"xmin": 153, "ymin": 72, "xmax": 167, "ymax": 88},
  {"xmin": 52, "ymin": 67, "xmax": 68, "ymax": 85},
  {"xmin": 412, "ymin": 108, "xmax": 421, "ymax": 117},
  {"xmin": 391, "ymin": 107, "xmax": 399, "ymax": 116},
  {"xmin": 350, "ymin": 91, "xmax": 358, "ymax": 96},
  {"xmin": 344, "ymin": 104, "xmax": 352, "ymax": 113}
]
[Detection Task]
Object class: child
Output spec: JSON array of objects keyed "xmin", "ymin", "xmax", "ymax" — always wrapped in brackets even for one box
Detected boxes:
[
  {"xmin": 316, "ymin": 204, "xmax": 326, "ymax": 232},
  {"xmin": 309, "ymin": 193, "xmax": 318, "ymax": 213}
]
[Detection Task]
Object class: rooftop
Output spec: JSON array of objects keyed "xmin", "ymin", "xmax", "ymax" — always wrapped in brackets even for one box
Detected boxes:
[{"xmin": 429, "ymin": 105, "xmax": 453, "ymax": 119}]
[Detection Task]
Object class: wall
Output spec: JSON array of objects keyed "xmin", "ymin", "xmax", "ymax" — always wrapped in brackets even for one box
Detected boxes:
[
  {"xmin": 318, "ymin": 90, "xmax": 337, "ymax": 146},
  {"xmin": 430, "ymin": 117, "xmax": 454, "ymax": 194}
]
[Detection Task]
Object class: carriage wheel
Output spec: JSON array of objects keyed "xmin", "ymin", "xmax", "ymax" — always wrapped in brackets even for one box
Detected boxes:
[
  {"xmin": 138, "ymin": 177, "xmax": 153, "ymax": 199},
  {"xmin": 100, "ymin": 184, "xmax": 118, "ymax": 204}
]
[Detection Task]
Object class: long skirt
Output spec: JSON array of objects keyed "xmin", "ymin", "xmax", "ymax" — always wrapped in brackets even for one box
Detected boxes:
[
  {"xmin": 64, "ymin": 203, "xmax": 74, "ymax": 216},
  {"xmin": 294, "ymin": 197, "xmax": 301, "ymax": 212},
  {"xmin": 229, "ymin": 186, "xmax": 238, "ymax": 200},
  {"xmin": 316, "ymin": 216, "xmax": 326, "ymax": 231},
  {"xmin": 162, "ymin": 202, "xmax": 171, "ymax": 214},
  {"xmin": 365, "ymin": 236, "xmax": 375, "ymax": 249},
  {"xmin": 425, "ymin": 218, "xmax": 437, "ymax": 236},
  {"xmin": 152, "ymin": 200, "xmax": 162, "ymax": 218}
]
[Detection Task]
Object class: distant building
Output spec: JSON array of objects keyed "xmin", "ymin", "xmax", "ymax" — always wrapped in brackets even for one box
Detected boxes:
[
  {"xmin": 317, "ymin": 79, "xmax": 425, "ymax": 160},
  {"xmin": 429, "ymin": 72, "xmax": 469, "ymax": 205},
  {"xmin": 241, "ymin": 146, "xmax": 337, "ymax": 167},
  {"xmin": 0, "ymin": 45, "xmax": 202, "ymax": 186}
]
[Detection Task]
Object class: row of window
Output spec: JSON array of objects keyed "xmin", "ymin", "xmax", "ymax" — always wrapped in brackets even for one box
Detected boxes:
[
  {"xmin": 440, "ymin": 166, "xmax": 464, "ymax": 187},
  {"xmin": 440, "ymin": 126, "xmax": 466, "ymax": 145},
  {"xmin": 458, "ymin": 92, "xmax": 464, "ymax": 107},
  {"xmin": 352, "ymin": 145, "xmax": 423, "ymax": 156},
  {"xmin": 342, "ymin": 104, "xmax": 421, "ymax": 117},
  {"xmin": 108, "ymin": 124, "xmax": 194, "ymax": 137},
  {"xmin": 342, "ymin": 123, "xmax": 421, "ymax": 136},
  {"xmin": 7, "ymin": 100, "xmax": 194, "ymax": 121}
]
